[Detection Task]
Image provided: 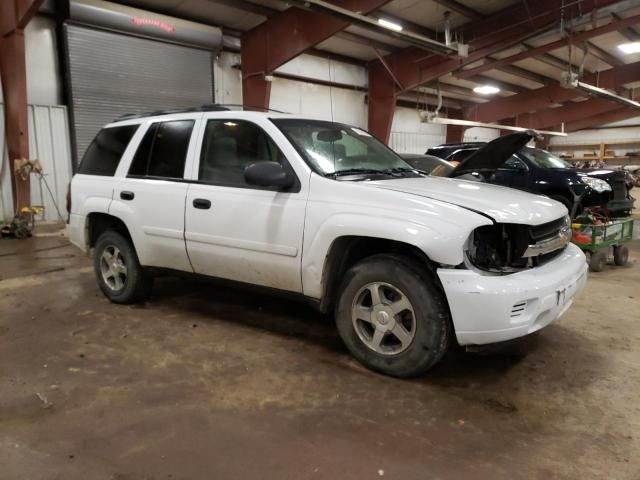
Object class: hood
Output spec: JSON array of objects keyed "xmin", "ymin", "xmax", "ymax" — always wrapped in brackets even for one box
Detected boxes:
[
  {"xmin": 452, "ymin": 130, "xmax": 541, "ymax": 176},
  {"xmin": 576, "ymin": 167, "xmax": 619, "ymax": 179},
  {"xmin": 367, "ymin": 176, "xmax": 567, "ymax": 225}
]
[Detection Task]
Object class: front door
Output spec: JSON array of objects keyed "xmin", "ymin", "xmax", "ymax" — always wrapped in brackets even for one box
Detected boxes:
[
  {"xmin": 490, "ymin": 155, "xmax": 529, "ymax": 191},
  {"xmin": 184, "ymin": 118, "xmax": 307, "ymax": 293}
]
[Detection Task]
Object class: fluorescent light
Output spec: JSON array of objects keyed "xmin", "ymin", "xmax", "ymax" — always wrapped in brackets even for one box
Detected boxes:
[
  {"xmin": 427, "ymin": 117, "xmax": 568, "ymax": 136},
  {"xmin": 473, "ymin": 85, "xmax": 500, "ymax": 95},
  {"xmin": 378, "ymin": 18, "xmax": 403, "ymax": 32},
  {"xmin": 618, "ymin": 42, "xmax": 640, "ymax": 54}
]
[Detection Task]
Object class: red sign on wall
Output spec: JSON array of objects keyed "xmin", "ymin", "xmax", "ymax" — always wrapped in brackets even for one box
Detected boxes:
[{"xmin": 131, "ymin": 16, "xmax": 176, "ymax": 33}]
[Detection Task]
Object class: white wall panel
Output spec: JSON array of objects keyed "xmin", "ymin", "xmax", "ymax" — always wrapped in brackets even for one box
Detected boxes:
[
  {"xmin": 464, "ymin": 127, "xmax": 500, "ymax": 143},
  {"xmin": 270, "ymin": 77, "xmax": 367, "ymax": 127},
  {"xmin": 0, "ymin": 16, "xmax": 61, "ymax": 106},
  {"xmin": 214, "ymin": 52, "xmax": 243, "ymax": 104},
  {"xmin": 276, "ymin": 55, "xmax": 367, "ymax": 87},
  {"xmin": 0, "ymin": 104, "xmax": 72, "ymax": 222},
  {"xmin": 390, "ymin": 107, "xmax": 445, "ymax": 153}
]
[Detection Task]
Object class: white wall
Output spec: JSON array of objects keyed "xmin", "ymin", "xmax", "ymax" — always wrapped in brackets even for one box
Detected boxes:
[
  {"xmin": 213, "ymin": 52, "xmax": 243, "ymax": 105},
  {"xmin": 270, "ymin": 77, "xmax": 367, "ymax": 127},
  {"xmin": 0, "ymin": 104, "xmax": 73, "ymax": 222},
  {"xmin": 213, "ymin": 51, "xmax": 441, "ymax": 151},
  {"xmin": 390, "ymin": 107, "xmax": 445, "ymax": 153},
  {"xmin": 0, "ymin": 16, "xmax": 62, "ymax": 106},
  {"xmin": 463, "ymin": 127, "xmax": 500, "ymax": 143},
  {"xmin": 549, "ymin": 123, "xmax": 640, "ymax": 165}
]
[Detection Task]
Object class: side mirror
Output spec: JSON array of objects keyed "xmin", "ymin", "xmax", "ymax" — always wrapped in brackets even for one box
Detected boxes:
[{"xmin": 244, "ymin": 162, "xmax": 294, "ymax": 189}]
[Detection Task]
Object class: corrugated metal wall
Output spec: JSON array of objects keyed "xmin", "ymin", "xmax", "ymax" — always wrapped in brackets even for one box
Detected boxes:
[
  {"xmin": 65, "ymin": 25, "xmax": 214, "ymax": 162},
  {"xmin": 0, "ymin": 104, "xmax": 72, "ymax": 222}
]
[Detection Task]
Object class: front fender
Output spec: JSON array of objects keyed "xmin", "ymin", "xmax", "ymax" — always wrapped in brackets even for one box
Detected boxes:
[{"xmin": 301, "ymin": 211, "xmax": 491, "ymax": 299}]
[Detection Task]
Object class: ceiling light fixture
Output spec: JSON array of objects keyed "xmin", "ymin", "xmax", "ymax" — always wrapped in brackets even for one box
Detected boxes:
[
  {"xmin": 617, "ymin": 42, "xmax": 640, "ymax": 54},
  {"xmin": 473, "ymin": 85, "xmax": 500, "ymax": 95},
  {"xmin": 377, "ymin": 18, "xmax": 403, "ymax": 32},
  {"xmin": 426, "ymin": 117, "xmax": 567, "ymax": 136}
]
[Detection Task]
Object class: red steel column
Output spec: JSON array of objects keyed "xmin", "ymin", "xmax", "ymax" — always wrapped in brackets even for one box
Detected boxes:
[
  {"xmin": 0, "ymin": 26, "xmax": 30, "ymax": 213},
  {"xmin": 445, "ymin": 124, "xmax": 465, "ymax": 144},
  {"xmin": 241, "ymin": 0, "xmax": 391, "ymax": 110},
  {"xmin": 367, "ymin": 62, "xmax": 396, "ymax": 143},
  {"xmin": 240, "ymin": 28, "xmax": 271, "ymax": 109},
  {"xmin": 445, "ymin": 111, "xmax": 465, "ymax": 143}
]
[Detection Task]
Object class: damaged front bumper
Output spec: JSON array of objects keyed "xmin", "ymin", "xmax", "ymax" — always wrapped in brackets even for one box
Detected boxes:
[{"xmin": 437, "ymin": 243, "xmax": 587, "ymax": 345}]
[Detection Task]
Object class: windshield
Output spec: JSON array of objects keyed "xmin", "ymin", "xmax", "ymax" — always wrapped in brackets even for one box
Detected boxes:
[
  {"xmin": 402, "ymin": 154, "xmax": 453, "ymax": 177},
  {"xmin": 272, "ymin": 119, "xmax": 414, "ymax": 176},
  {"xmin": 519, "ymin": 147, "xmax": 572, "ymax": 169}
]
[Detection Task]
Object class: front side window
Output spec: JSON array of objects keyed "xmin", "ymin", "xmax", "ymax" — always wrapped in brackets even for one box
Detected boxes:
[
  {"xmin": 78, "ymin": 125, "xmax": 139, "ymax": 176},
  {"xmin": 519, "ymin": 147, "xmax": 571, "ymax": 169},
  {"xmin": 272, "ymin": 119, "xmax": 413, "ymax": 177},
  {"xmin": 128, "ymin": 120, "xmax": 194, "ymax": 179},
  {"xmin": 503, "ymin": 155, "xmax": 526, "ymax": 169},
  {"xmin": 198, "ymin": 120, "xmax": 287, "ymax": 187}
]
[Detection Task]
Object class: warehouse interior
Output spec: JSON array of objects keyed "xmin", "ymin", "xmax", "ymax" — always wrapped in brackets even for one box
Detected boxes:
[{"xmin": 1, "ymin": 0, "xmax": 639, "ymax": 478}]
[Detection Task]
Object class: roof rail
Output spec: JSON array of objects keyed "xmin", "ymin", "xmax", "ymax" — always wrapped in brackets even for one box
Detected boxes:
[{"xmin": 116, "ymin": 104, "xmax": 288, "ymax": 121}]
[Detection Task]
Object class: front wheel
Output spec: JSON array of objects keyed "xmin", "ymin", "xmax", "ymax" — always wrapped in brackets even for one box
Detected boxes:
[
  {"xmin": 94, "ymin": 230, "xmax": 153, "ymax": 304},
  {"xmin": 335, "ymin": 254, "xmax": 451, "ymax": 378}
]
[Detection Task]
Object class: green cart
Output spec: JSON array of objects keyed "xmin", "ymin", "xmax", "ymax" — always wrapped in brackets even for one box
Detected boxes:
[{"xmin": 571, "ymin": 216, "xmax": 634, "ymax": 272}]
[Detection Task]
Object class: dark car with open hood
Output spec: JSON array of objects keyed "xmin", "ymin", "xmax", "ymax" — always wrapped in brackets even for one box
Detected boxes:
[{"xmin": 404, "ymin": 131, "xmax": 635, "ymax": 218}]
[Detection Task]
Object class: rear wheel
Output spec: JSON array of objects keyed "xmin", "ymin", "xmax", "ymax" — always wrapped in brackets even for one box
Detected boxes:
[
  {"xmin": 589, "ymin": 250, "xmax": 607, "ymax": 272},
  {"xmin": 613, "ymin": 245, "xmax": 629, "ymax": 266},
  {"xmin": 335, "ymin": 254, "xmax": 451, "ymax": 378},
  {"xmin": 94, "ymin": 230, "xmax": 153, "ymax": 304}
]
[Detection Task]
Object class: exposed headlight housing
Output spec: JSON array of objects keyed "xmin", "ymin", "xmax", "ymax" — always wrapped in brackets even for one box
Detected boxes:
[
  {"xmin": 466, "ymin": 216, "xmax": 571, "ymax": 273},
  {"xmin": 583, "ymin": 176, "xmax": 612, "ymax": 193}
]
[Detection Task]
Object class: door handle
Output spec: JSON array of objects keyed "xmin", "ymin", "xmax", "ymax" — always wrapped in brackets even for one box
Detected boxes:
[
  {"xmin": 120, "ymin": 191, "xmax": 134, "ymax": 201},
  {"xmin": 193, "ymin": 198, "xmax": 211, "ymax": 210}
]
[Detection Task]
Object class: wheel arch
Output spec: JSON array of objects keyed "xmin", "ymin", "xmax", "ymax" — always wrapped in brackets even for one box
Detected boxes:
[
  {"xmin": 86, "ymin": 212, "xmax": 135, "ymax": 251},
  {"xmin": 317, "ymin": 236, "xmax": 441, "ymax": 314}
]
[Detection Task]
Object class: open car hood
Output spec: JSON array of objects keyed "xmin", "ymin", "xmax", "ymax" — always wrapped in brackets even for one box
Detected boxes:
[{"xmin": 451, "ymin": 130, "xmax": 541, "ymax": 176}]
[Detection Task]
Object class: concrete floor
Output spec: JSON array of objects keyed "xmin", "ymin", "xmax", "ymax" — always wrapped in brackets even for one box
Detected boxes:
[{"xmin": 1, "ymin": 232, "xmax": 639, "ymax": 480}]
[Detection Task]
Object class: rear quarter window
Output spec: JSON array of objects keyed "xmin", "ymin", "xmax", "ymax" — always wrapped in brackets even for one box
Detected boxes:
[{"xmin": 78, "ymin": 125, "xmax": 139, "ymax": 176}]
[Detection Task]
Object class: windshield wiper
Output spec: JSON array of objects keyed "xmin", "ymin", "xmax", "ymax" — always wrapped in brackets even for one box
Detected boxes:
[
  {"xmin": 326, "ymin": 168, "xmax": 390, "ymax": 177},
  {"xmin": 327, "ymin": 167, "xmax": 419, "ymax": 178}
]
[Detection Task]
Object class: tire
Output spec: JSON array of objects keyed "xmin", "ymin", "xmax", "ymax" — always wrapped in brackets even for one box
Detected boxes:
[
  {"xmin": 93, "ymin": 230, "xmax": 153, "ymax": 304},
  {"xmin": 614, "ymin": 245, "xmax": 629, "ymax": 266},
  {"xmin": 589, "ymin": 250, "xmax": 607, "ymax": 272},
  {"xmin": 335, "ymin": 254, "xmax": 451, "ymax": 378},
  {"xmin": 549, "ymin": 195, "xmax": 573, "ymax": 216}
]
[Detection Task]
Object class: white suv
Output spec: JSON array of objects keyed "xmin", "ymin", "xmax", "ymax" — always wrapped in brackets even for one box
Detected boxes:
[{"xmin": 68, "ymin": 107, "xmax": 587, "ymax": 377}]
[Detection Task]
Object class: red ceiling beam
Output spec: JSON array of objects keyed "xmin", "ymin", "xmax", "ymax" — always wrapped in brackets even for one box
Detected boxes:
[
  {"xmin": 457, "ymin": 13, "xmax": 640, "ymax": 79},
  {"xmin": 559, "ymin": 106, "xmax": 640, "ymax": 132},
  {"xmin": 516, "ymin": 98, "xmax": 634, "ymax": 130},
  {"xmin": 0, "ymin": 0, "xmax": 44, "ymax": 214},
  {"xmin": 367, "ymin": 0, "xmax": 620, "ymax": 142},
  {"xmin": 465, "ymin": 60, "xmax": 640, "ymax": 123},
  {"xmin": 241, "ymin": 0, "xmax": 391, "ymax": 109}
]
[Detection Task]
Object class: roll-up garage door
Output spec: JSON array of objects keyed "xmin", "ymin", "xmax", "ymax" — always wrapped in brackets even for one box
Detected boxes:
[{"xmin": 65, "ymin": 24, "xmax": 214, "ymax": 163}]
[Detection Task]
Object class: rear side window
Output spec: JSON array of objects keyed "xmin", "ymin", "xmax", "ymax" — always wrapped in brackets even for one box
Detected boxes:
[
  {"xmin": 78, "ymin": 125, "xmax": 139, "ymax": 176},
  {"xmin": 128, "ymin": 120, "xmax": 194, "ymax": 179}
]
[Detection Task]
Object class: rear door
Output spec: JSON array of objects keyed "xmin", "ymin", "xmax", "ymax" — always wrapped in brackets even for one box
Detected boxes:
[
  {"xmin": 184, "ymin": 116, "xmax": 308, "ymax": 293},
  {"xmin": 110, "ymin": 115, "xmax": 200, "ymax": 272}
]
